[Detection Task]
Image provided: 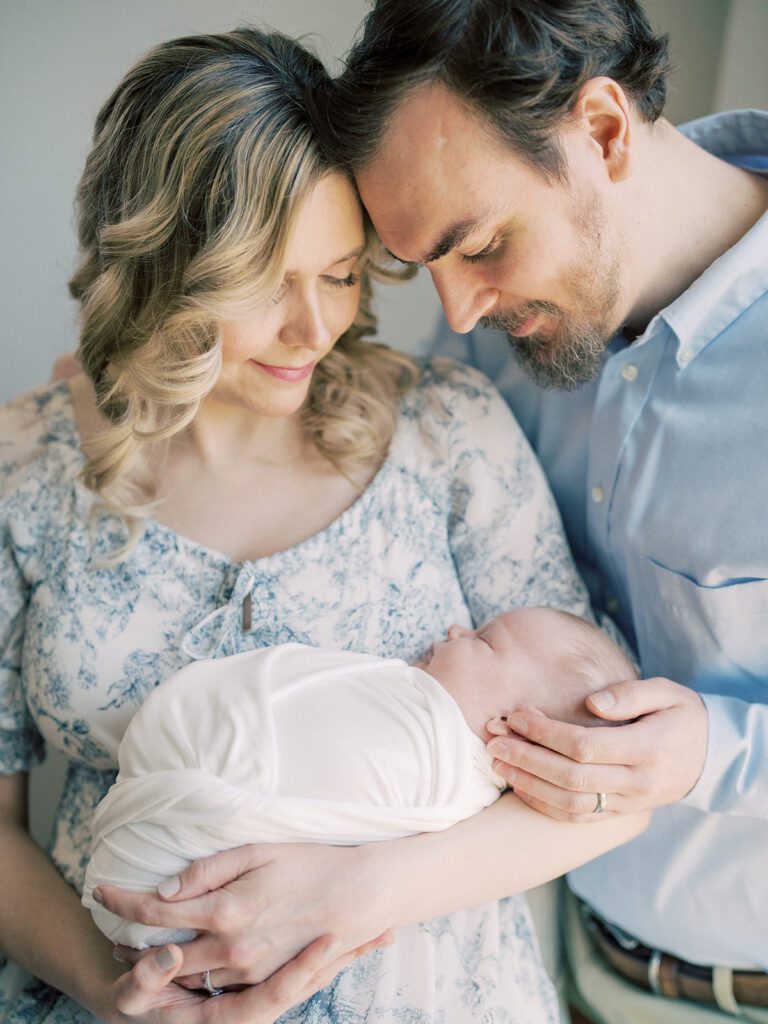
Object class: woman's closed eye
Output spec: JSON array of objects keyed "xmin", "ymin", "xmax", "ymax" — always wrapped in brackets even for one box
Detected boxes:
[{"xmin": 324, "ymin": 272, "xmax": 360, "ymax": 289}]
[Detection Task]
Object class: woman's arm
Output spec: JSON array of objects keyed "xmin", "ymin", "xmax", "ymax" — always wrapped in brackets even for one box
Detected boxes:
[
  {"xmin": 0, "ymin": 772, "xmax": 132, "ymax": 1018},
  {"xmin": 102, "ymin": 792, "xmax": 647, "ymax": 991},
  {"xmin": 102, "ymin": 365, "xmax": 646, "ymax": 987},
  {"xmin": 1, "ymin": 772, "xmax": 377, "ymax": 1022}
]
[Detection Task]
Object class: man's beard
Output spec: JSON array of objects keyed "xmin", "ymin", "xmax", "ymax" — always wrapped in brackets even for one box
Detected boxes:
[
  {"xmin": 482, "ymin": 196, "xmax": 622, "ymax": 390},
  {"xmin": 483, "ymin": 300, "xmax": 614, "ymax": 390}
]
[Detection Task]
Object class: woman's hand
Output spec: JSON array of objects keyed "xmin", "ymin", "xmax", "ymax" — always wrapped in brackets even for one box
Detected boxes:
[
  {"xmin": 486, "ymin": 677, "xmax": 708, "ymax": 821},
  {"xmin": 97, "ymin": 842, "xmax": 392, "ymax": 990},
  {"xmin": 99, "ymin": 935, "xmax": 384, "ymax": 1023}
]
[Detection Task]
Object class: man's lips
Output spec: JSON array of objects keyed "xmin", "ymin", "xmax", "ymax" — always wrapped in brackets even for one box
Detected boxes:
[
  {"xmin": 506, "ymin": 313, "xmax": 541, "ymax": 337},
  {"xmin": 251, "ymin": 360, "xmax": 316, "ymax": 382}
]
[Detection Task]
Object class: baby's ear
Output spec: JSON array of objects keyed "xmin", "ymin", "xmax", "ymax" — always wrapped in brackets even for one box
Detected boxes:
[{"xmin": 486, "ymin": 717, "xmax": 510, "ymax": 736}]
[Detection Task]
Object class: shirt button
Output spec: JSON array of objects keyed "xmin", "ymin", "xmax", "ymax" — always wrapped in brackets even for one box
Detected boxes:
[
  {"xmin": 606, "ymin": 596, "xmax": 620, "ymax": 614},
  {"xmin": 620, "ymin": 364, "xmax": 639, "ymax": 382},
  {"xmin": 591, "ymin": 486, "xmax": 604, "ymax": 504},
  {"xmin": 679, "ymin": 348, "xmax": 693, "ymax": 367}
]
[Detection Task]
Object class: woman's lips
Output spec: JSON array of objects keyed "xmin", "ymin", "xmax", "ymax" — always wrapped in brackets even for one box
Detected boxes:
[{"xmin": 251, "ymin": 360, "xmax": 316, "ymax": 382}]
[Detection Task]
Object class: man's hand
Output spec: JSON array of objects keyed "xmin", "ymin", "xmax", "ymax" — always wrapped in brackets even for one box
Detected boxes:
[{"xmin": 486, "ymin": 677, "xmax": 708, "ymax": 821}]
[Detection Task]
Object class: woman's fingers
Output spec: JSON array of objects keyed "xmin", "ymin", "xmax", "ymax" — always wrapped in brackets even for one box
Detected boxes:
[
  {"xmin": 96, "ymin": 883, "xmax": 220, "ymax": 930},
  {"xmin": 236, "ymin": 933, "xmax": 392, "ymax": 1020},
  {"xmin": 172, "ymin": 930, "xmax": 396, "ymax": 994},
  {"xmin": 112, "ymin": 945, "xmax": 188, "ymax": 1015},
  {"xmin": 157, "ymin": 846, "xmax": 271, "ymax": 902}
]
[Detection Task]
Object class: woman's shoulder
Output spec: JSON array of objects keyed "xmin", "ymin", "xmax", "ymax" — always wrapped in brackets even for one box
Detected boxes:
[
  {"xmin": 408, "ymin": 355, "xmax": 503, "ymax": 406},
  {"xmin": 397, "ymin": 355, "xmax": 525, "ymax": 444},
  {"xmin": 0, "ymin": 379, "xmax": 80, "ymax": 499}
]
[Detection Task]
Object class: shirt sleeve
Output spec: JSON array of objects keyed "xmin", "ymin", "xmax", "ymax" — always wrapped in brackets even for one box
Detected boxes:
[
  {"xmin": 434, "ymin": 359, "xmax": 592, "ymax": 627},
  {"xmin": 683, "ymin": 694, "xmax": 768, "ymax": 818},
  {"xmin": 0, "ymin": 393, "xmax": 47, "ymax": 774}
]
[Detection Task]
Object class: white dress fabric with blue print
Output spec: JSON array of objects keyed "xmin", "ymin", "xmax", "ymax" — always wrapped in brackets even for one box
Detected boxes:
[{"xmin": 0, "ymin": 358, "xmax": 589, "ymax": 1023}]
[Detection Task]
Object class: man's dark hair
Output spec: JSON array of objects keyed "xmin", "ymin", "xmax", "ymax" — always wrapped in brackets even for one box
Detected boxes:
[{"xmin": 332, "ymin": 0, "xmax": 670, "ymax": 179}]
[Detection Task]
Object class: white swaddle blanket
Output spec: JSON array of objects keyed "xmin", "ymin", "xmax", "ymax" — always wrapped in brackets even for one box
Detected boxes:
[{"xmin": 82, "ymin": 643, "xmax": 504, "ymax": 948}]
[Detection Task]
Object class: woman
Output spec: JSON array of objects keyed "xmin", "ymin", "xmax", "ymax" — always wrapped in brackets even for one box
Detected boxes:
[{"xmin": 0, "ymin": 28, "xmax": 644, "ymax": 1024}]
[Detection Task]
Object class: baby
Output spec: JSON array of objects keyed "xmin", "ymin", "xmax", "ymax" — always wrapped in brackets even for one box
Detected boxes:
[{"xmin": 82, "ymin": 606, "xmax": 633, "ymax": 948}]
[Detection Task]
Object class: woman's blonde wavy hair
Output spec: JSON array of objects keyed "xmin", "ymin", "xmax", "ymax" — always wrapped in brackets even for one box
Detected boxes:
[{"xmin": 69, "ymin": 27, "xmax": 417, "ymax": 548}]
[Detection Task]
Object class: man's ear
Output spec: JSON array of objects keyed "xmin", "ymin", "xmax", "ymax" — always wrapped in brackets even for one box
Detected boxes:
[{"xmin": 571, "ymin": 76, "xmax": 633, "ymax": 183}]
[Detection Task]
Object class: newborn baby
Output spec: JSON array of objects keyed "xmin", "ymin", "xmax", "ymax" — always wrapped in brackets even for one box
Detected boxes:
[{"xmin": 83, "ymin": 606, "xmax": 633, "ymax": 948}]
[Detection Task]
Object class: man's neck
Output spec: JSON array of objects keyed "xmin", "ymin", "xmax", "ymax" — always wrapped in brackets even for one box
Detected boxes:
[{"xmin": 623, "ymin": 118, "xmax": 768, "ymax": 336}]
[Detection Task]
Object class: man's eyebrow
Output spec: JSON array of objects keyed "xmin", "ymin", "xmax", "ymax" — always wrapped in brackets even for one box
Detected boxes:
[{"xmin": 384, "ymin": 219, "xmax": 483, "ymax": 266}]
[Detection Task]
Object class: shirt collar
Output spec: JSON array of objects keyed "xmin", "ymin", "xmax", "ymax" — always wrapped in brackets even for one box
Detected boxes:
[{"xmin": 631, "ymin": 109, "xmax": 768, "ymax": 369}]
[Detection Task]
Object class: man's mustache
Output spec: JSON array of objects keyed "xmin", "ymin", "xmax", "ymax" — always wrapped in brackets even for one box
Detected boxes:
[{"xmin": 481, "ymin": 300, "xmax": 561, "ymax": 335}]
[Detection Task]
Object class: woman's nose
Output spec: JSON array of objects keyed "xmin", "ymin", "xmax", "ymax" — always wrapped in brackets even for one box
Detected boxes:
[{"xmin": 281, "ymin": 293, "xmax": 333, "ymax": 351}]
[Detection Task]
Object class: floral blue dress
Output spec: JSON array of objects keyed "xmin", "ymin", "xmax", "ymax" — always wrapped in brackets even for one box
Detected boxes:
[{"xmin": 0, "ymin": 359, "xmax": 589, "ymax": 1024}]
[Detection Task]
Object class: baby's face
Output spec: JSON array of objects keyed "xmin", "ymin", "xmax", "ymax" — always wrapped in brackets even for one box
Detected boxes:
[{"xmin": 418, "ymin": 609, "xmax": 549, "ymax": 739}]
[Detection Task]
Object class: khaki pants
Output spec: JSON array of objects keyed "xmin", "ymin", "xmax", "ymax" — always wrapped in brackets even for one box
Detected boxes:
[{"xmin": 564, "ymin": 888, "xmax": 768, "ymax": 1024}]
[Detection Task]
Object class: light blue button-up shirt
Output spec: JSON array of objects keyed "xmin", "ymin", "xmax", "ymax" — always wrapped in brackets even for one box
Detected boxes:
[{"xmin": 430, "ymin": 109, "xmax": 768, "ymax": 968}]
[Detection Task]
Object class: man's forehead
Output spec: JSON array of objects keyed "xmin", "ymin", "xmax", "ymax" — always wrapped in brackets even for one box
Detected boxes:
[{"xmin": 356, "ymin": 83, "xmax": 533, "ymax": 260}]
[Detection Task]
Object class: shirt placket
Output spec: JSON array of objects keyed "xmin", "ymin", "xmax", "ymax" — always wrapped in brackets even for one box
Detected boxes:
[{"xmin": 586, "ymin": 330, "xmax": 666, "ymax": 642}]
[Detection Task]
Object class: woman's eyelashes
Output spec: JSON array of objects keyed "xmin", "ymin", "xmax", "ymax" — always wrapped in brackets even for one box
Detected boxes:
[
  {"xmin": 268, "ymin": 272, "xmax": 359, "ymax": 306},
  {"xmin": 325, "ymin": 272, "xmax": 360, "ymax": 289}
]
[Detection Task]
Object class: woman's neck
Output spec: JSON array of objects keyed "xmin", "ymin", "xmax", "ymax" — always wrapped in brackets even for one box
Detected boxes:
[{"xmin": 180, "ymin": 397, "xmax": 312, "ymax": 470}]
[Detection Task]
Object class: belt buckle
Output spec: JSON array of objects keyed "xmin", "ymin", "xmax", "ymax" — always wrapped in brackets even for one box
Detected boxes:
[
  {"xmin": 647, "ymin": 949, "xmax": 664, "ymax": 996},
  {"xmin": 582, "ymin": 905, "xmax": 640, "ymax": 951}
]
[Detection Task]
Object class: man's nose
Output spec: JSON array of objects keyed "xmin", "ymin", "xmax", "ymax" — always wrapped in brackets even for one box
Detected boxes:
[{"xmin": 430, "ymin": 263, "xmax": 499, "ymax": 334}]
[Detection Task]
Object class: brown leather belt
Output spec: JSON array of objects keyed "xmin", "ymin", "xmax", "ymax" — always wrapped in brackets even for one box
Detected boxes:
[{"xmin": 583, "ymin": 905, "xmax": 768, "ymax": 1009}]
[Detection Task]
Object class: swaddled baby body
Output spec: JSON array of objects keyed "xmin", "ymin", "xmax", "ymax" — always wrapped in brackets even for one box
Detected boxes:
[{"xmin": 83, "ymin": 607, "xmax": 633, "ymax": 948}]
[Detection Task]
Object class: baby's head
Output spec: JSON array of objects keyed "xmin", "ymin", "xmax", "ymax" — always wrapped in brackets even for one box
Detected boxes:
[{"xmin": 418, "ymin": 607, "xmax": 635, "ymax": 740}]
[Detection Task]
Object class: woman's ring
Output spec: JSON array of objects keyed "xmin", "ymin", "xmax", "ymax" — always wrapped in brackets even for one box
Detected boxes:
[
  {"xmin": 594, "ymin": 792, "xmax": 607, "ymax": 814},
  {"xmin": 202, "ymin": 970, "xmax": 225, "ymax": 997}
]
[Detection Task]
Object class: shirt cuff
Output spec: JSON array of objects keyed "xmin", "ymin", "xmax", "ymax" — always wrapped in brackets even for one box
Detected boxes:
[{"xmin": 681, "ymin": 693, "xmax": 764, "ymax": 815}]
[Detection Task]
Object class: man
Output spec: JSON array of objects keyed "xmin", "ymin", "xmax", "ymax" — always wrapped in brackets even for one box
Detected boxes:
[{"xmin": 332, "ymin": 1, "xmax": 768, "ymax": 1022}]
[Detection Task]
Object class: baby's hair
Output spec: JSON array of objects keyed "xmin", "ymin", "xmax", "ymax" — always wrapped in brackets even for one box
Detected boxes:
[
  {"xmin": 552, "ymin": 610, "xmax": 635, "ymax": 687},
  {"xmin": 532, "ymin": 609, "xmax": 635, "ymax": 726}
]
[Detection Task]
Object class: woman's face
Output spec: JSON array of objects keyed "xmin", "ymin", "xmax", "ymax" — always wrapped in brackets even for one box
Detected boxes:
[{"xmin": 212, "ymin": 173, "xmax": 365, "ymax": 418}]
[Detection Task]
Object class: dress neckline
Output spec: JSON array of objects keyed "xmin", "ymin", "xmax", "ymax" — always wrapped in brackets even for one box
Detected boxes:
[{"xmin": 55, "ymin": 378, "xmax": 398, "ymax": 569}]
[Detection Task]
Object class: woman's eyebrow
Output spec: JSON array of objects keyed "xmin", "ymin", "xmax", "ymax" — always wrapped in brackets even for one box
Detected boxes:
[{"xmin": 331, "ymin": 244, "xmax": 366, "ymax": 265}]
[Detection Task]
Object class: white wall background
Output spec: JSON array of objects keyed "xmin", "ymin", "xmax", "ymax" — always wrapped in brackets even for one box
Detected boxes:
[
  {"xmin": 0, "ymin": 0, "xmax": 442, "ymax": 406},
  {"xmin": 3, "ymin": 1, "xmax": 768, "ymax": 411},
  {"xmin": 1, "ymin": 1, "xmax": 766, "ymax": 840}
]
